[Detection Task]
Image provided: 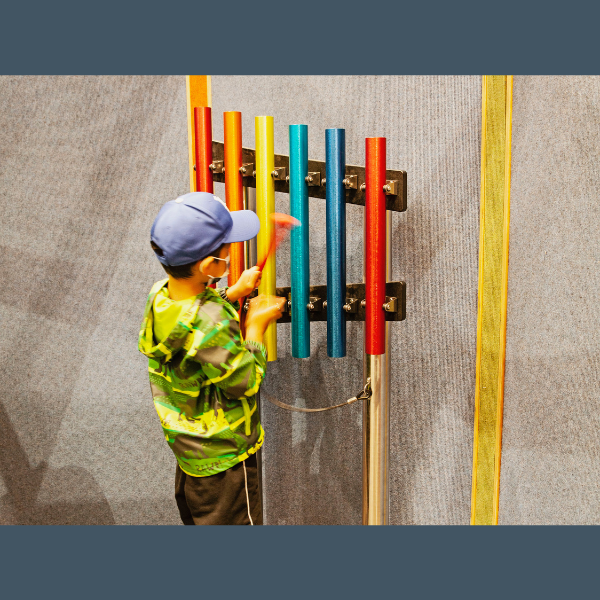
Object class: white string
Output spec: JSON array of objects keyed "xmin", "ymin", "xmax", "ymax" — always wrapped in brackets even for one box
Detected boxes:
[{"xmin": 243, "ymin": 460, "xmax": 254, "ymax": 526}]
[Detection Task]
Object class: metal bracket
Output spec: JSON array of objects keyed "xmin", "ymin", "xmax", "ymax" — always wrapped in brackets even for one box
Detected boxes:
[
  {"xmin": 343, "ymin": 175, "xmax": 358, "ymax": 190},
  {"xmin": 210, "ymin": 140, "xmax": 407, "ymax": 213},
  {"xmin": 305, "ymin": 172, "xmax": 321, "ymax": 186},
  {"xmin": 271, "ymin": 167, "xmax": 287, "ymax": 180},
  {"xmin": 383, "ymin": 296, "xmax": 398, "ymax": 312},
  {"xmin": 358, "ymin": 180, "xmax": 399, "ymax": 195},
  {"xmin": 383, "ymin": 180, "xmax": 399, "ymax": 195},
  {"xmin": 275, "ymin": 282, "xmax": 406, "ymax": 323},
  {"xmin": 239, "ymin": 163, "xmax": 254, "ymax": 176},
  {"xmin": 307, "ymin": 296, "xmax": 324, "ymax": 312},
  {"xmin": 209, "ymin": 160, "xmax": 224, "ymax": 174},
  {"xmin": 344, "ymin": 298, "xmax": 359, "ymax": 313}
]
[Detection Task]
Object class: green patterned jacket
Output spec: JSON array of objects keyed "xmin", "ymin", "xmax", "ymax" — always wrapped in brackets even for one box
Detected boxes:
[{"xmin": 139, "ymin": 279, "xmax": 267, "ymax": 477}]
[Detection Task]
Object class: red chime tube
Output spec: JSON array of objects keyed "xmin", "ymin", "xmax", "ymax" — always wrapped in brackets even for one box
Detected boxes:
[
  {"xmin": 224, "ymin": 111, "xmax": 244, "ymax": 285},
  {"xmin": 365, "ymin": 137, "xmax": 386, "ymax": 355},
  {"xmin": 194, "ymin": 106, "xmax": 213, "ymax": 193}
]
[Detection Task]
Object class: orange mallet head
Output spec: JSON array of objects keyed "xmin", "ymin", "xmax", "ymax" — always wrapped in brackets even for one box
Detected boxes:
[{"xmin": 257, "ymin": 213, "xmax": 300, "ymax": 271}]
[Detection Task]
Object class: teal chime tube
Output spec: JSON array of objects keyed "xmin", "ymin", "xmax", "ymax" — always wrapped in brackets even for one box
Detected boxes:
[
  {"xmin": 289, "ymin": 124, "xmax": 310, "ymax": 358},
  {"xmin": 326, "ymin": 128, "xmax": 346, "ymax": 357}
]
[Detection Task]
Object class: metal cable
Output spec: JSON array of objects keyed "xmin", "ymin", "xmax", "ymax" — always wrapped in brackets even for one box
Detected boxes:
[{"xmin": 264, "ymin": 378, "xmax": 371, "ymax": 413}]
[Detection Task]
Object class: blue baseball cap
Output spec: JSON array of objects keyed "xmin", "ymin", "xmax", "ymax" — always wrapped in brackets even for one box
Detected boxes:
[{"xmin": 151, "ymin": 192, "xmax": 260, "ymax": 266}]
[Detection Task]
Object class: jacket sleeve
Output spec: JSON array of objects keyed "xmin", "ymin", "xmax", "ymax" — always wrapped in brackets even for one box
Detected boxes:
[
  {"xmin": 190, "ymin": 304, "xmax": 267, "ymax": 400},
  {"xmin": 217, "ymin": 287, "xmax": 241, "ymax": 312}
]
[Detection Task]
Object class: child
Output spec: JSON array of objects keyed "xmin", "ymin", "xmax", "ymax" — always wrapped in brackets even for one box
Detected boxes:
[{"xmin": 138, "ymin": 192, "xmax": 285, "ymax": 525}]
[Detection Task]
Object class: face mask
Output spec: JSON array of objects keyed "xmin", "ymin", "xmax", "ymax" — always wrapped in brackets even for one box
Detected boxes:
[{"xmin": 202, "ymin": 255, "xmax": 230, "ymax": 285}]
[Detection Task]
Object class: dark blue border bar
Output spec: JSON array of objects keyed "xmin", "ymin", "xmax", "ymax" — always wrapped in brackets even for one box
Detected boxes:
[
  {"xmin": 0, "ymin": 526, "xmax": 598, "ymax": 599},
  {"xmin": 2, "ymin": 1, "xmax": 599, "ymax": 74}
]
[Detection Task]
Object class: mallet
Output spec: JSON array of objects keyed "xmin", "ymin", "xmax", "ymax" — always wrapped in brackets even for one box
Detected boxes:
[
  {"xmin": 257, "ymin": 213, "xmax": 300, "ymax": 272},
  {"xmin": 241, "ymin": 213, "xmax": 300, "ymax": 334}
]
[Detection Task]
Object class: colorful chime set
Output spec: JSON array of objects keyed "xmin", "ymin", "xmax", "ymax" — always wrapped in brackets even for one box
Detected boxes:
[{"xmin": 192, "ymin": 107, "xmax": 406, "ymax": 363}]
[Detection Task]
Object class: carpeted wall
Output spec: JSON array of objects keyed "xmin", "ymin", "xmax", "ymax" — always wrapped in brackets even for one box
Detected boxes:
[
  {"xmin": 499, "ymin": 76, "xmax": 600, "ymax": 524},
  {"xmin": 0, "ymin": 76, "xmax": 188, "ymax": 524},
  {"xmin": 0, "ymin": 75, "xmax": 481, "ymax": 525},
  {"xmin": 212, "ymin": 76, "xmax": 481, "ymax": 524}
]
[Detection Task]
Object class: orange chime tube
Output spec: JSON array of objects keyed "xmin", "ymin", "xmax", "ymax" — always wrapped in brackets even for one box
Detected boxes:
[
  {"xmin": 224, "ymin": 111, "xmax": 245, "ymax": 285},
  {"xmin": 194, "ymin": 107, "xmax": 213, "ymax": 193}
]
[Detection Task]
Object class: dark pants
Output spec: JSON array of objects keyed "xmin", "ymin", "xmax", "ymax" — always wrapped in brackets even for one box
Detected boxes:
[{"xmin": 175, "ymin": 454, "xmax": 263, "ymax": 525}]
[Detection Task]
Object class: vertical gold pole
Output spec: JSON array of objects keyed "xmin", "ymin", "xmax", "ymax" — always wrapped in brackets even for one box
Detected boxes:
[{"xmin": 255, "ymin": 116, "xmax": 277, "ymax": 361}]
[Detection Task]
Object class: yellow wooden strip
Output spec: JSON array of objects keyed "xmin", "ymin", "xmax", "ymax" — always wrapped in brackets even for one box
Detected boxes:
[
  {"xmin": 186, "ymin": 75, "xmax": 212, "ymax": 193},
  {"xmin": 471, "ymin": 75, "xmax": 513, "ymax": 525},
  {"xmin": 493, "ymin": 75, "xmax": 513, "ymax": 523}
]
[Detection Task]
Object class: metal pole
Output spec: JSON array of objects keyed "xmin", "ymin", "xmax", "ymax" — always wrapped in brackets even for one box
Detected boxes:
[
  {"xmin": 244, "ymin": 184, "xmax": 264, "ymax": 523},
  {"xmin": 362, "ymin": 212, "xmax": 391, "ymax": 525},
  {"xmin": 362, "ymin": 137, "xmax": 391, "ymax": 525}
]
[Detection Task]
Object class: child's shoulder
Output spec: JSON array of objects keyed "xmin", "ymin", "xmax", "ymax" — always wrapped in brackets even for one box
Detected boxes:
[{"xmin": 197, "ymin": 288, "xmax": 239, "ymax": 325}]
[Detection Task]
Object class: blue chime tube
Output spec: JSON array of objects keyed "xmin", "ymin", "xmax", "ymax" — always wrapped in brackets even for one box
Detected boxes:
[
  {"xmin": 325, "ymin": 128, "xmax": 346, "ymax": 357},
  {"xmin": 289, "ymin": 124, "xmax": 310, "ymax": 358}
]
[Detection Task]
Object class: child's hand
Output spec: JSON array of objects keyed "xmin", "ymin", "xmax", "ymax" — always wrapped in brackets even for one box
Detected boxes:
[
  {"xmin": 244, "ymin": 294, "xmax": 286, "ymax": 343},
  {"xmin": 227, "ymin": 267, "xmax": 262, "ymax": 302}
]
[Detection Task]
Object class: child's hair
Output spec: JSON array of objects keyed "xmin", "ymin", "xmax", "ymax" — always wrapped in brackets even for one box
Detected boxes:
[{"xmin": 151, "ymin": 241, "xmax": 227, "ymax": 280}]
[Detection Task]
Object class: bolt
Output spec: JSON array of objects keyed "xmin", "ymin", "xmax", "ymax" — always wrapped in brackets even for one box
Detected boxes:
[
  {"xmin": 383, "ymin": 184, "xmax": 391, "ymax": 193},
  {"xmin": 360, "ymin": 299, "xmax": 366, "ymax": 307},
  {"xmin": 360, "ymin": 183, "xmax": 366, "ymax": 191}
]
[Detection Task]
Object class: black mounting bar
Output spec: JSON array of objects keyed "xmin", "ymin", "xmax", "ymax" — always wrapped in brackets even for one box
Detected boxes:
[
  {"xmin": 210, "ymin": 141, "xmax": 407, "ymax": 213},
  {"xmin": 241, "ymin": 281, "xmax": 406, "ymax": 323}
]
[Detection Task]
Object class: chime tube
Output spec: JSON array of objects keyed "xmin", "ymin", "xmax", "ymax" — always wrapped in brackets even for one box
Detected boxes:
[
  {"xmin": 255, "ymin": 116, "xmax": 277, "ymax": 361},
  {"xmin": 289, "ymin": 124, "xmax": 310, "ymax": 358},
  {"xmin": 194, "ymin": 107, "xmax": 213, "ymax": 193},
  {"xmin": 365, "ymin": 137, "xmax": 386, "ymax": 355},
  {"xmin": 326, "ymin": 128, "xmax": 347, "ymax": 358},
  {"xmin": 224, "ymin": 111, "xmax": 245, "ymax": 286}
]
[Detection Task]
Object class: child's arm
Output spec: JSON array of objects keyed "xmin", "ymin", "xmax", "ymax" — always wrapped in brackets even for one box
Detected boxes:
[
  {"xmin": 226, "ymin": 266, "xmax": 262, "ymax": 303},
  {"xmin": 191, "ymin": 295, "xmax": 284, "ymax": 400},
  {"xmin": 244, "ymin": 294, "xmax": 285, "ymax": 346}
]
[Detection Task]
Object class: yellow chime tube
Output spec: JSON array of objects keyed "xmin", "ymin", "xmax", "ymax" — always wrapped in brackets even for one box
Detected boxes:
[{"xmin": 255, "ymin": 116, "xmax": 277, "ymax": 361}]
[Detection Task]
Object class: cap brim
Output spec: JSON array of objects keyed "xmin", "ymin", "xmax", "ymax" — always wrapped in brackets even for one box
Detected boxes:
[{"xmin": 222, "ymin": 210, "xmax": 260, "ymax": 243}]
